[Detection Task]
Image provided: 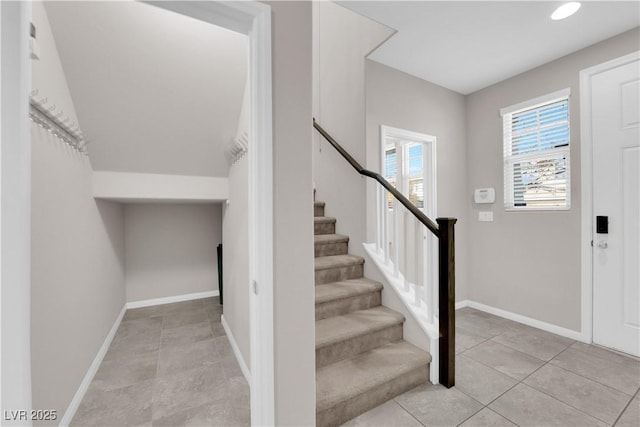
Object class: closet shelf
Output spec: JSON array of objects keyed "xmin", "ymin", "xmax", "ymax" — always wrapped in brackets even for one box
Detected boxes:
[{"xmin": 93, "ymin": 172, "xmax": 228, "ymax": 204}]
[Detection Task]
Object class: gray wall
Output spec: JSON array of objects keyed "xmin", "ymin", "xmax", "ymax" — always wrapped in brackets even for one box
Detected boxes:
[
  {"xmin": 466, "ymin": 28, "xmax": 640, "ymax": 331},
  {"xmin": 222, "ymin": 156, "xmax": 250, "ymax": 369},
  {"xmin": 124, "ymin": 204, "xmax": 222, "ymax": 303},
  {"xmin": 314, "ymin": 2, "xmax": 394, "ymax": 257},
  {"xmin": 31, "ymin": 131, "xmax": 126, "ymax": 422},
  {"xmin": 268, "ymin": 1, "xmax": 316, "ymax": 424},
  {"xmin": 43, "ymin": 1, "xmax": 247, "ymax": 178},
  {"xmin": 30, "ymin": 3, "xmax": 127, "ymax": 422},
  {"xmin": 365, "ymin": 60, "xmax": 469, "ymax": 302}
]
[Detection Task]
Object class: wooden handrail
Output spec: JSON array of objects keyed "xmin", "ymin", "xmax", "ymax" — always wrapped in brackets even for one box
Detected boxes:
[{"xmin": 313, "ymin": 118, "xmax": 456, "ymax": 388}]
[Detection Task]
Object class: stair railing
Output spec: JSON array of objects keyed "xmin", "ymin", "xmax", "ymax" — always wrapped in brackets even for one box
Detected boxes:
[{"xmin": 313, "ymin": 119, "xmax": 457, "ymax": 388}]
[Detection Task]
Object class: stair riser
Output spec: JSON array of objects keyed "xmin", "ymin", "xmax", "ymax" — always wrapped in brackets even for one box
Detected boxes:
[
  {"xmin": 314, "ymin": 222, "xmax": 336, "ymax": 235},
  {"xmin": 316, "ymin": 364, "xmax": 429, "ymax": 427},
  {"xmin": 314, "ymin": 205, "xmax": 325, "ymax": 217},
  {"xmin": 316, "ymin": 325, "xmax": 403, "ymax": 368},
  {"xmin": 315, "ymin": 264, "xmax": 363, "ymax": 285},
  {"xmin": 315, "ymin": 292, "xmax": 381, "ymax": 321},
  {"xmin": 315, "ymin": 242, "xmax": 348, "ymax": 257}
]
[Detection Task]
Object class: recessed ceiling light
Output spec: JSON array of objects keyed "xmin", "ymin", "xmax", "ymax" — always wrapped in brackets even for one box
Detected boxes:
[{"xmin": 551, "ymin": 2, "xmax": 581, "ymax": 20}]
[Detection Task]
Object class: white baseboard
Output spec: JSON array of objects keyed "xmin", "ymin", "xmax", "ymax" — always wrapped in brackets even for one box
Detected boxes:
[
  {"xmin": 59, "ymin": 304, "xmax": 127, "ymax": 427},
  {"xmin": 455, "ymin": 300, "xmax": 471, "ymax": 310},
  {"xmin": 221, "ymin": 314, "xmax": 251, "ymax": 384},
  {"xmin": 126, "ymin": 290, "xmax": 219, "ymax": 309},
  {"xmin": 456, "ymin": 299, "xmax": 586, "ymax": 342}
]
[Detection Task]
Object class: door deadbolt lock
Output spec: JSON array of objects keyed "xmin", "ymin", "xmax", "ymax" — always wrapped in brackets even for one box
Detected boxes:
[{"xmin": 596, "ymin": 241, "xmax": 608, "ymax": 249}]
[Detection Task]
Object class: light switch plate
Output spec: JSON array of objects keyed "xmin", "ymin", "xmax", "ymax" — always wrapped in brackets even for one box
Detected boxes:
[{"xmin": 479, "ymin": 211, "xmax": 493, "ymax": 222}]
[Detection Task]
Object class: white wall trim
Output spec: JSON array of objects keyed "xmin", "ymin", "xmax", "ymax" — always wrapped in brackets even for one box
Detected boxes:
[
  {"xmin": 221, "ymin": 314, "xmax": 251, "ymax": 384},
  {"xmin": 455, "ymin": 300, "xmax": 471, "ymax": 310},
  {"xmin": 59, "ymin": 305, "xmax": 127, "ymax": 427},
  {"xmin": 1, "ymin": 2, "xmax": 33, "ymax": 421},
  {"xmin": 126, "ymin": 290, "xmax": 219, "ymax": 309},
  {"xmin": 244, "ymin": 4, "xmax": 275, "ymax": 427},
  {"xmin": 579, "ymin": 50, "xmax": 640, "ymax": 348},
  {"xmin": 456, "ymin": 300, "xmax": 586, "ymax": 342}
]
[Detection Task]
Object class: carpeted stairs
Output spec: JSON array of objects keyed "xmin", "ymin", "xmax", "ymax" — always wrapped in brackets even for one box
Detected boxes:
[{"xmin": 314, "ymin": 201, "xmax": 431, "ymax": 426}]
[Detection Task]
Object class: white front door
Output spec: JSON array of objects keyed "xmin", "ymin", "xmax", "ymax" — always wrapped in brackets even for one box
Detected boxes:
[{"xmin": 591, "ymin": 54, "xmax": 640, "ymax": 357}]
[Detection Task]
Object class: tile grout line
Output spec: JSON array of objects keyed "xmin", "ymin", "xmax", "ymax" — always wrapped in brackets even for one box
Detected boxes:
[
  {"xmin": 354, "ymin": 311, "xmax": 636, "ymax": 427},
  {"xmin": 612, "ymin": 386, "xmax": 639, "ymax": 426},
  {"xmin": 488, "ymin": 333, "xmax": 576, "ymax": 360},
  {"xmin": 548, "ymin": 344, "xmax": 640, "ymax": 396},
  {"xmin": 515, "ymin": 343, "xmax": 635, "ymax": 426},
  {"xmin": 454, "ymin": 395, "xmax": 492, "ymax": 427},
  {"xmin": 454, "ymin": 325, "xmax": 569, "ymax": 426},
  {"xmin": 457, "ymin": 344, "xmax": 545, "ymax": 386},
  {"xmin": 532, "ymin": 361, "xmax": 639, "ymax": 407},
  {"xmin": 457, "ymin": 334, "xmax": 491, "ymax": 355},
  {"xmin": 457, "ymin": 311, "xmax": 639, "ymax": 427},
  {"xmin": 150, "ymin": 310, "xmax": 166, "ymax": 425},
  {"xmin": 75, "ymin": 298, "xmax": 235, "ymax": 427},
  {"xmin": 519, "ymin": 361, "xmax": 615, "ymax": 425},
  {"xmin": 455, "ymin": 333, "xmax": 541, "ymax": 418},
  {"xmin": 391, "ymin": 397, "xmax": 429, "ymax": 427},
  {"xmin": 457, "ymin": 339, "xmax": 595, "ymax": 426}
]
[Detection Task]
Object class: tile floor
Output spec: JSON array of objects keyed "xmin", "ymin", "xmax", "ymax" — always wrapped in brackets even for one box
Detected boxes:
[
  {"xmin": 344, "ymin": 307, "xmax": 640, "ymax": 427},
  {"xmin": 71, "ymin": 297, "xmax": 250, "ymax": 426},
  {"xmin": 73, "ymin": 303, "xmax": 639, "ymax": 427}
]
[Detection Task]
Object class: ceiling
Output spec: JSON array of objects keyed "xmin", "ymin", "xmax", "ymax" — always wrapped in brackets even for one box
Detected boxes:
[
  {"xmin": 339, "ymin": 1, "xmax": 640, "ymax": 94},
  {"xmin": 45, "ymin": 1, "xmax": 248, "ymax": 177}
]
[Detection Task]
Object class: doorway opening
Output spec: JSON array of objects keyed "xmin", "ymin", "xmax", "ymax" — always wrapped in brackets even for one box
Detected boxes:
[{"xmin": 1, "ymin": 1, "xmax": 274, "ymax": 425}]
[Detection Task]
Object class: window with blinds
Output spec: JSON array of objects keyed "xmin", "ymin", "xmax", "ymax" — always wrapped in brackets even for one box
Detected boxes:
[{"xmin": 501, "ymin": 89, "xmax": 571, "ymax": 210}]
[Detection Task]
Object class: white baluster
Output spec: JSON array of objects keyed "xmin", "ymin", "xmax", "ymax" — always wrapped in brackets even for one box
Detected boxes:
[
  {"xmin": 414, "ymin": 218, "xmax": 422, "ymax": 306},
  {"xmin": 427, "ymin": 232, "xmax": 435, "ymax": 323},
  {"xmin": 376, "ymin": 186, "xmax": 382, "ymax": 253},
  {"xmin": 393, "ymin": 201, "xmax": 399, "ymax": 276},
  {"xmin": 383, "ymin": 191, "xmax": 389, "ymax": 265},
  {"xmin": 403, "ymin": 209, "xmax": 410, "ymax": 291}
]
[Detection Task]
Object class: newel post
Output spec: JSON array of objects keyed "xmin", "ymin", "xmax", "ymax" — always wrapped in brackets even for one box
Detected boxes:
[{"xmin": 437, "ymin": 217, "xmax": 457, "ymax": 388}]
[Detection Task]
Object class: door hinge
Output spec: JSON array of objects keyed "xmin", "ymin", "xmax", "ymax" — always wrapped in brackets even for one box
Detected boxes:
[
  {"xmin": 591, "ymin": 240, "xmax": 594, "ymax": 247},
  {"xmin": 252, "ymin": 280, "xmax": 258, "ymax": 295}
]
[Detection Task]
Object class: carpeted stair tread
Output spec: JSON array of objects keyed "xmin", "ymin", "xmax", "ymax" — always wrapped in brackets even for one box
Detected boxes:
[
  {"xmin": 314, "ymin": 234, "xmax": 349, "ymax": 244},
  {"xmin": 312, "ymin": 199, "xmax": 431, "ymax": 425},
  {"xmin": 315, "ymin": 278, "xmax": 383, "ymax": 305},
  {"xmin": 316, "ymin": 340, "xmax": 431, "ymax": 413},
  {"xmin": 314, "ymin": 216, "xmax": 336, "ymax": 224},
  {"xmin": 316, "ymin": 306, "xmax": 404, "ymax": 349},
  {"xmin": 315, "ymin": 216, "xmax": 337, "ymax": 235},
  {"xmin": 314, "ymin": 202, "xmax": 326, "ymax": 217},
  {"xmin": 315, "ymin": 254, "xmax": 364, "ymax": 271}
]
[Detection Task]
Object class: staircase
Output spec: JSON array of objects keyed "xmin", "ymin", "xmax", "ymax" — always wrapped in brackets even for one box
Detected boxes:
[{"xmin": 314, "ymin": 201, "xmax": 431, "ymax": 426}]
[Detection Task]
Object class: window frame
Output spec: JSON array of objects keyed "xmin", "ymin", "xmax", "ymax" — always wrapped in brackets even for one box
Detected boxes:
[
  {"xmin": 501, "ymin": 88, "xmax": 572, "ymax": 212},
  {"xmin": 380, "ymin": 125, "xmax": 437, "ymax": 218}
]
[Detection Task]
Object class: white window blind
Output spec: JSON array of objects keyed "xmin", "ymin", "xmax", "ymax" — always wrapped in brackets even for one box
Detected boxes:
[{"xmin": 502, "ymin": 90, "xmax": 571, "ymax": 210}]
